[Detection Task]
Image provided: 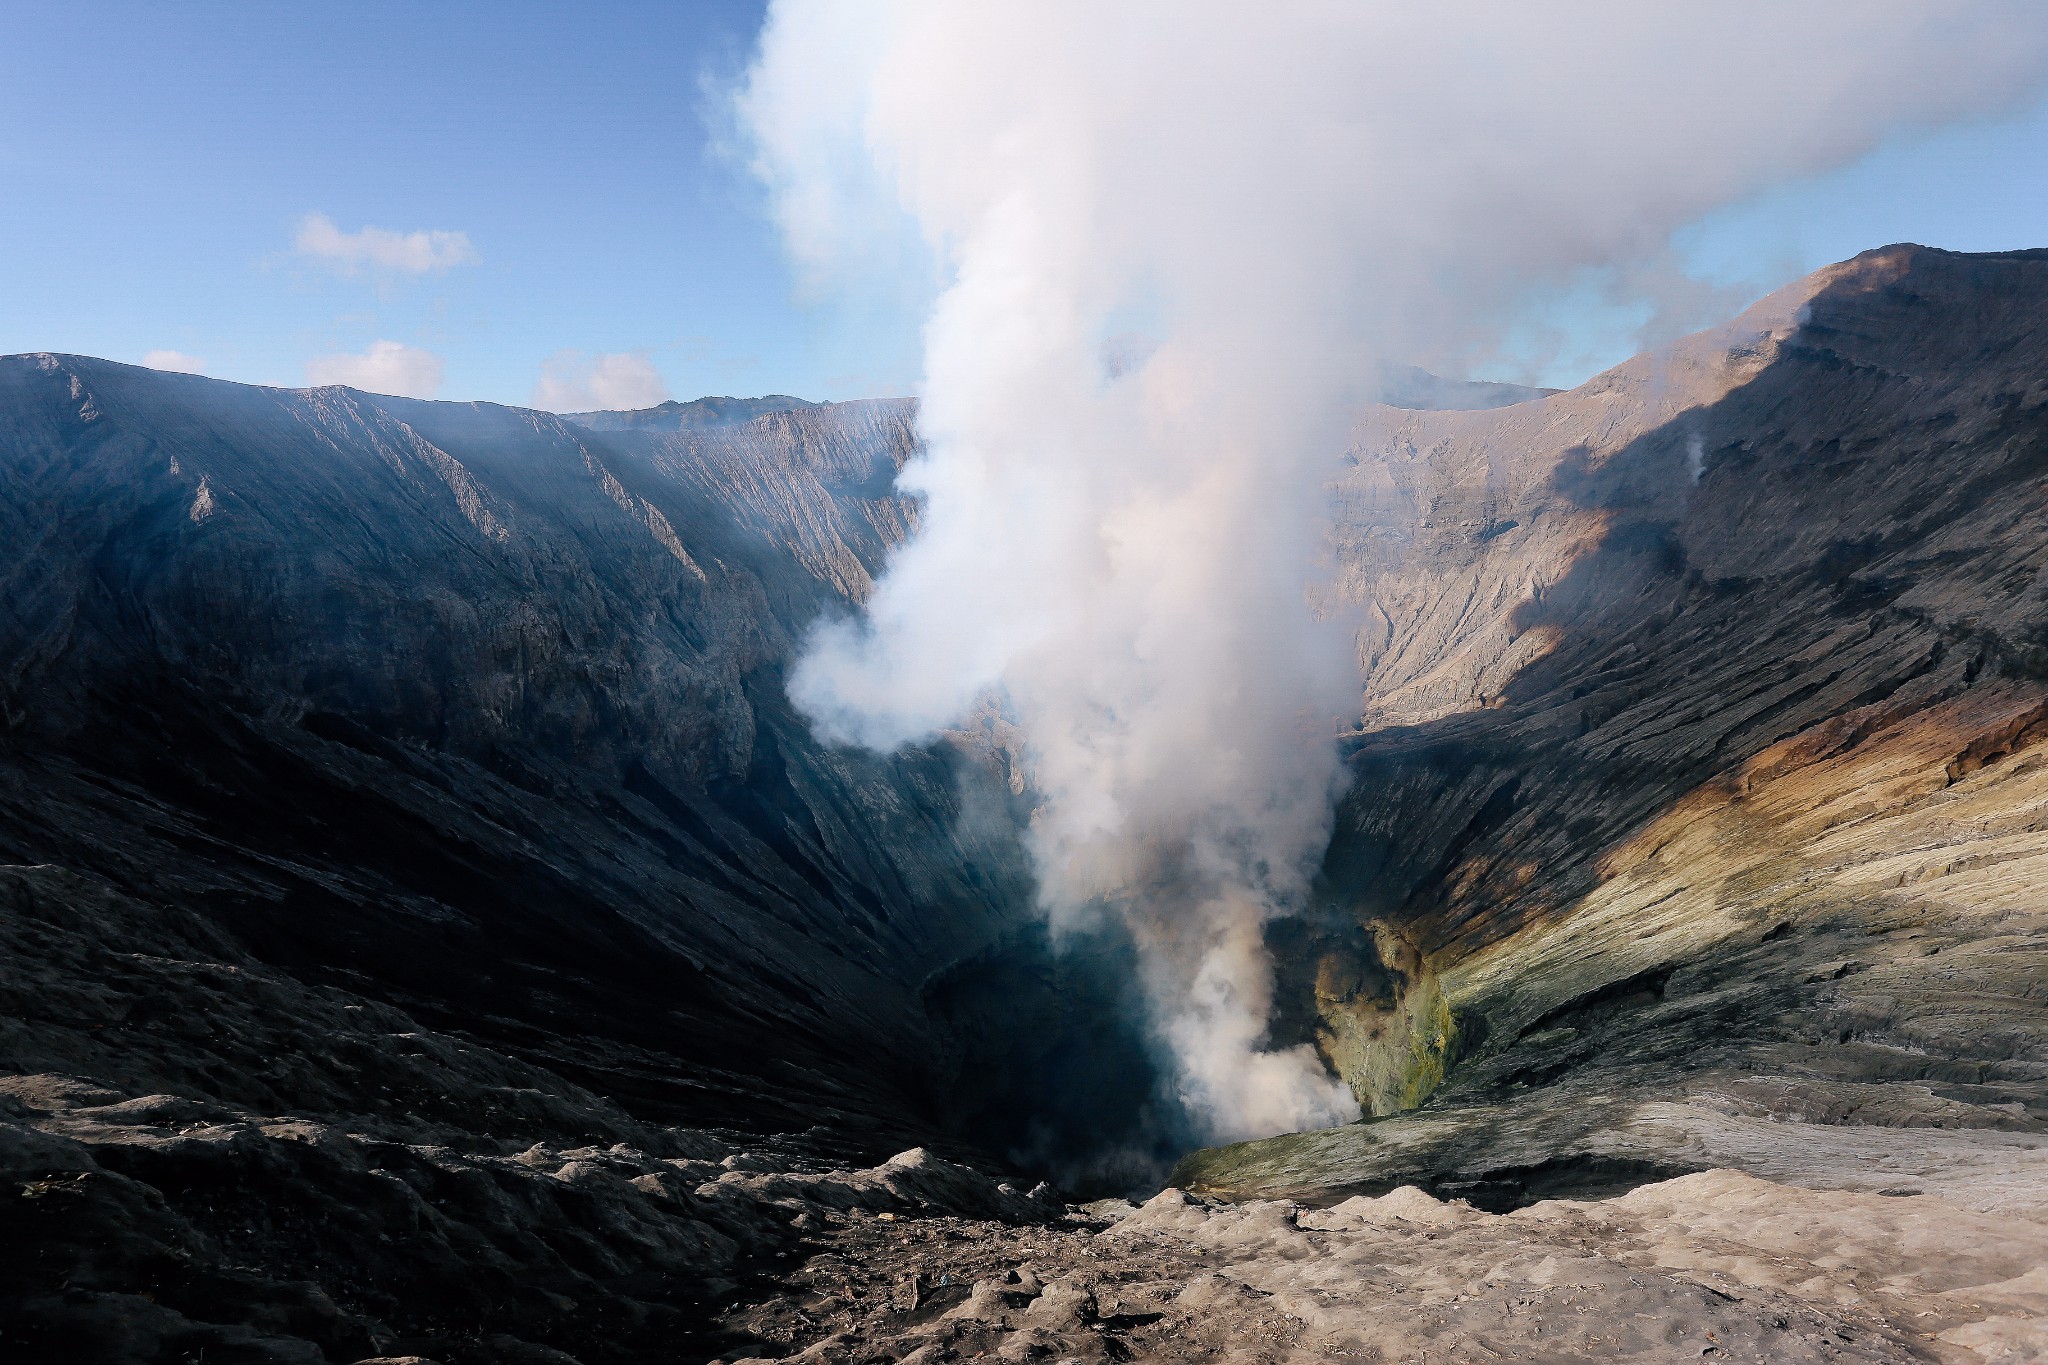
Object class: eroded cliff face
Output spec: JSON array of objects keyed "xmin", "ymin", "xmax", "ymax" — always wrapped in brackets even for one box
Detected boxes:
[
  {"xmin": 0, "ymin": 357, "xmax": 1174, "ymax": 1356},
  {"xmin": 0, "ymin": 357, "xmax": 1086, "ymax": 1148},
  {"xmin": 1201, "ymin": 245, "xmax": 2048, "ymax": 1211}
]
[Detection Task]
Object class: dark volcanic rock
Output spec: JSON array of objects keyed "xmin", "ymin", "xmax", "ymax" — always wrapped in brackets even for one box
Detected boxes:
[
  {"xmin": 0, "ymin": 860, "xmax": 1056, "ymax": 1360},
  {"xmin": 10, "ymin": 245, "xmax": 2048, "ymax": 1360},
  {"xmin": 0, "ymin": 357, "xmax": 1022, "ymax": 1140},
  {"xmin": 0, "ymin": 359, "xmax": 1135, "ymax": 1358}
]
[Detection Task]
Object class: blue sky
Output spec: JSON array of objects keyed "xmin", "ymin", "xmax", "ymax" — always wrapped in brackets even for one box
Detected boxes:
[
  {"xmin": 5, "ymin": 3, "xmax": 2048, "ymax": 405},
  {"xmin": 0, "ymin": 0, "xmax": 921, "ymax": 404}
]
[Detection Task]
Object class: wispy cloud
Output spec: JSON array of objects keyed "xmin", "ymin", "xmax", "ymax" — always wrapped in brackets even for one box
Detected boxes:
[
  {"xmin": 141, "ymin": 349, "xmax": 206, "ymax": 374},
  {"xmin": 293, "ymin": 213, "xmax": 480, "ymax": 276},
  {"xmin": 305, "ymin": 340, "xmax": 444, "ymax": 398},
  {"xmin": 531, "ymin": 350, "xmax": 671, "ymax": 412}
]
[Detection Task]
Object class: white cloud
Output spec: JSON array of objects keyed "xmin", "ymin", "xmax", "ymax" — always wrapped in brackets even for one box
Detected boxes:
[
  {"xmin": 293, "ymin": 213, "xmax": 480, "ymax": 275},
  {"xmin": 141, "ymin": 350, "xmax": 206, "ymax": 374},
  {"xmin": 530, "ymin": 350, "xmax": 671, "ymax": 412},
  {"xmin": 304, "ymin": 340, "xmax": 445, "ymax": 398}
]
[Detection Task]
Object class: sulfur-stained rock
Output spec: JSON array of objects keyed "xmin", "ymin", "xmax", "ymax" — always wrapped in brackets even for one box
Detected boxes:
[{"xmin": 1201, "ymin": 246, "xmax": 2048, "ymax": 1216}]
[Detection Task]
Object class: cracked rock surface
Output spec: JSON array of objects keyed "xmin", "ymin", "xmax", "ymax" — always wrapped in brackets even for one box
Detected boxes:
[
  {"xmin": 713, "ymin": 1174, "xmax": 2048, "ymax": 1363},
  {"xmin": 0, "ymin": 861, "xmax": 1057, "ymax": 1362}
]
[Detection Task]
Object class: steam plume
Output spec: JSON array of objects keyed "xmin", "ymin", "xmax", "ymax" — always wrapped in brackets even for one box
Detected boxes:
[{"xmin": 742, "ymin": 2, "xmax": 2048, "ymax": 1143}]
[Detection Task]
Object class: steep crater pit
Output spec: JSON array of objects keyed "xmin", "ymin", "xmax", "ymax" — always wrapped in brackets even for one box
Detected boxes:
[{"xmin": 7, "ymin": 246, "xmax": 2048, "ymax": 1357}]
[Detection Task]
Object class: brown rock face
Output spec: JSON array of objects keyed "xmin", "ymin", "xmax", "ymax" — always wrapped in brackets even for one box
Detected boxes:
[{"xmin": 1196, "ymin": 245, "xmax": 2048, "ymax": 1212}]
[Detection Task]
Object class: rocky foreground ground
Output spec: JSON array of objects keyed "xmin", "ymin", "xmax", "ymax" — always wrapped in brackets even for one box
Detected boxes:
[
  {"xmin": 711, "ymin": 1170, "xmax": 2048, "ymax": 1364},
  {"xmin": 12, "ymin": 843, "xmax": 2045, "ymax": 1364},
  {"xmin": 12, "ymin": 1043, "xmax": 2048, "ymax": 1365}
]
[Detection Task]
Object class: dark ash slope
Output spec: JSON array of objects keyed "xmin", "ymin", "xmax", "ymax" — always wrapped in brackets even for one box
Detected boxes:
[
  {"xmin": 0, "ymin": 359, "xmax": 1011, "ymax": 1141},
  {"xmin": 0, "ymin": 361, "xmax": 1147, "ymax": 1360}
]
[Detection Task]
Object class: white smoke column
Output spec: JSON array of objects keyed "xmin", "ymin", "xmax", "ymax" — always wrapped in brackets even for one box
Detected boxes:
[{"xmin": 742, "ymin": 2, "xmax": 2048, "ymax": 1143}]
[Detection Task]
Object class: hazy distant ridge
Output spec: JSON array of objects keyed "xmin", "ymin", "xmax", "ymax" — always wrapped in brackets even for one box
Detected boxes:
[{"xmin": 565, "ymin": 393, "xmax": 820, "ymax": 431}]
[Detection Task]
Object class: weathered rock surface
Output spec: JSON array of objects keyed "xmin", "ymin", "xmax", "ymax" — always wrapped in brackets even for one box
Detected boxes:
[
  {"xmin": 714, "ymin": 1171, "xmax": 2048, "ymax": 1362},
  {"xmin": 1206, "ymin": 247, "xmax": 2048, "ymax": 1235},
  {"xmin": 0, "ymin": 861, "xmax": 1069, "ymax": 1360}
]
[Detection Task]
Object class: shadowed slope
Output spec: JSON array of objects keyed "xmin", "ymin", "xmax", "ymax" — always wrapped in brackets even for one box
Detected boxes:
[{"xmin": 0, "ymin": 357, "xmax": 1025, "ymax": 1140}]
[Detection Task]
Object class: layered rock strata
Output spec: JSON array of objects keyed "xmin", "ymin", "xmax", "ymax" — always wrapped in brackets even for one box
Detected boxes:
[
  {"xmin": 1208, "ymin": 246, "xmax": 2048, "ymax": 1216},
  {"xmin": 8, "ymin": 245, "xmax": 2048, "ymax": 1361},
  {"xmin": 0, "ymin": 356, "xmax": 1116, "ymax": 1356}
]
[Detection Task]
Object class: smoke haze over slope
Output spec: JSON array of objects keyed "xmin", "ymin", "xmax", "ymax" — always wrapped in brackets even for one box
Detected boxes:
[{"xmin": 740, "ymin": 1, "xmax": 2048, "ymax": 1142}]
